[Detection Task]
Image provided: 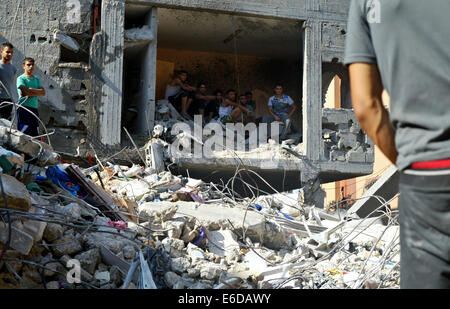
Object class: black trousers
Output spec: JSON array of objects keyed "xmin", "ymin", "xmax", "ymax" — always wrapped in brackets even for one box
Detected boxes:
[
  {"xmin": 0, "ymin": 98, "xmax": 12, "ymax": 120},
  {"xmin": 17, "ymin": 106, "xmax": 39, "ymax": 137},
  {"xmin": 399, "ymin": 169, "xmax": 450, "ymax": 288}
]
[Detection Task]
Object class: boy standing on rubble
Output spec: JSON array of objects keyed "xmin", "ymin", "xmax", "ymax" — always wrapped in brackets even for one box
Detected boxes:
[
  {"xmin": 0, "ymin": 42, "xmax": 17, "ymax": 120},
  {"xmin": 345, "ymin": 0, "xmax": 450, "ymax": 288},
  {"xmin": 16, "ymin": 57, "xmax": 45, "ymax": 137}
]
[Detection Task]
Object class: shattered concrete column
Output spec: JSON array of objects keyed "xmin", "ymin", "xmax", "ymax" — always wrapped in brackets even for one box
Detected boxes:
[
  {"xmin": 99, "ymin": 0, "xmax": 125, "ymax": 145},
  {"xmin": 302, "ymin": 19, "xmax": 322, "ymax": 162},
  {"xmin": 136, "ymin": 8, "xmax": 158, "ymax": 135}
]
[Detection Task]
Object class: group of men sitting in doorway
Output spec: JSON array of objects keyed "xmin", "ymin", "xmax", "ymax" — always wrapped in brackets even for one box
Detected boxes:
[{"xmin": 165, "ymin": 70, "xmax": 297, "ymax": 140}]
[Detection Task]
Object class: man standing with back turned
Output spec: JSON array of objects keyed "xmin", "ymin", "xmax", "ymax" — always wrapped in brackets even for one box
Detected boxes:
[{"xmin": 345, "ymin": 0, "xmax": 450, "ymax": 288}]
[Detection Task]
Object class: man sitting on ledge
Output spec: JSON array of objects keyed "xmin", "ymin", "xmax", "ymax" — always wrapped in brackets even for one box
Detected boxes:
[{"xmin": 262, "ymin": 84, "xmax": 296, "ymax": 140}]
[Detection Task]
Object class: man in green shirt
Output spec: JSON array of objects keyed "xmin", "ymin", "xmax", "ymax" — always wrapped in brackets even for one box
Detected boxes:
[{"xmin": 16, "ymin": 57, "xmax": 45, "ymax": 137}]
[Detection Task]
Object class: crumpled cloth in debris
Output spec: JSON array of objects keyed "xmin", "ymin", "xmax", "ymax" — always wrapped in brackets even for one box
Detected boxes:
[
  {"xmin": 46, "ymin": 165, "xmax": 82, "ymax": 197},
  {"xmin": 107, "ymin": 220, "xmax": 127, "ymax": 229}
]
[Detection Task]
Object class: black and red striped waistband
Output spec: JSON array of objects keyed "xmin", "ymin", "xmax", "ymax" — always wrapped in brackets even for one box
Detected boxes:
[{"xmin": 410, "ymin": 158, "xmax": 450, "ymax": 170}]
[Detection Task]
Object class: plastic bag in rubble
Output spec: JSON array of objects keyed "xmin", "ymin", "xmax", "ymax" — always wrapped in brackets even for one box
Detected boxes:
[
  {"xmin": 46, "ymin": 165, "xmax": 82, "ymax": 197},
  {"xmin": 192, "ymin": 227, "xmax": 207, "ymax": 246}
]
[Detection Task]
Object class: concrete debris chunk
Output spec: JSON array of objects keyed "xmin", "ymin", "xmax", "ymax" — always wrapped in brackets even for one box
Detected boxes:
[
  {"xmin": 52, "ymin": 231, "xmax": 83, "ymax": 257},
  {"xmin": 53, "ymin": 30, "xmax": 80, "ymax": 52},
  {"xmin": 162, "ymin": 237, "xmax": 185, "ymax": 258},
  {"xmin": 0, "ymin": 126, "xmax": 60, "ymax": 166},
  {"xmin": 0, "ymin": 174, "xmax": 31, "ymax": 211},
  {"xmin": 95, "ymin": 271, "xmax": 111, "ymax": 282},
  {"xmin": 207, "ymin": 230, "xmax": 240, "ymax": 257},
  {"xmin": 187, "ymin": 243, "xmax": 207, "ymax": 262},
  {"xmin": 171, "ymin": 257, "xmax": 191, "ymax": 274},
  {"xmin": 74, "ymin": 248, "xmax": 101, "ymax": 275},
  {"xmin": 163, "ymin": 217, "xmax": 186, "ymax": 239},
  {"xmin": 164, "ymin": 271, "xmax": 182, "ymax": 288},
  {"xmin": 43, "ymin": 223, "xmax": 64, "ymax": 243},
  {"xmin": 200, "ymin": 262, "xmax": 223, "ymax": 280},
  {"xmin": 122, "ymin": 245, "xmax": 136, "ymax": 260},
  {"xmin": 62, "ymin": 202, "xmax": 82, "ymax": 220},
  {"xmin": 0, "ymin": 222, "xmax": 34, "ymax": 255},
  {"xmin": 0, "ymin": 130, "xmax": 399, "ymax": 289}
]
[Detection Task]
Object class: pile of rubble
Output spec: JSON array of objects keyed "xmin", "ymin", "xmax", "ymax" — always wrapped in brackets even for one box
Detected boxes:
[{"xmin": 0, "ymin": 124, "xmax": 400, "ymax": 289}]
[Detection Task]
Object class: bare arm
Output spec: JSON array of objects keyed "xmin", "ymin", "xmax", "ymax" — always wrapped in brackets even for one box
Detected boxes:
[
  {"xmin": 226, "ymin": 101, "xmax": 250, "ymax": 114},
  {"xmin": 195, "ymin": 93, "xmax": 216, "ymax": 101},
  {"xmin": 238, "ymin": 104, "xmax": 250, "ymax": 114},
  {"xmin": 268, "ymin": 107, "xmax": 281, "ymax": 121},
  {"xmin": 175, "ymin": 79, "xmax": 196, "ymax": 92},
  {"xmin": 288, "ymin": 104, "xmax": 296, "ymax": 117},
  {"xmin": 349, "ymin": 63, "xmax": 398, "ymax": 164},
  {"xmin": 19, "ymin": 86, "xmax": 46, "ymax": 97}
]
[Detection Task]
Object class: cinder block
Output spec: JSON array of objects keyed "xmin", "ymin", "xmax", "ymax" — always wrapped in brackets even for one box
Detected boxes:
[
  {"xmin": 347, "ymin": 151, "xmax": 366, "ymax": 163},
  {"xmin": 366, "ymin": 152, "xmax": 375, "ymax": 163}
]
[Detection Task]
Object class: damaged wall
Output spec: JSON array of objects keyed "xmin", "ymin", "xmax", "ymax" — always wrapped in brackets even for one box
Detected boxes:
[
  {"xmin": 0, "ymin": 0, "xmax": 93, "ymax": 153},
  {"xmin": 322, "ymin": 108, "xmax": 374, "ymax": 164}
]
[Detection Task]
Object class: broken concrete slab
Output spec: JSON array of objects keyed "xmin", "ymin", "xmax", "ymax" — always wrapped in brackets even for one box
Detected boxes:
[
  {"xmin": 74, "ymin": 248, "xmax": 101, "ymax": 275},
  {"xmin": 139, "ymin": 201, "xmax": 286, "ymax": 250},
  {"xmin": 53, "ymin": 30, "xmax": 80, "ymax": 52},
  {"xmin": 163, "ymin": 217, "xmax": 186, "ymax": 239},
  {"xmin": 171, "ymin": 257, "xmax": 191, "ymax": 274},
  {"xmin": 199, "ymin": 262, "xmax": 224, "ymax": 281},
  {"xmin": 0, "ymin": 174, "xmax": 31, "ymax": 211},
  {"xmin": 125, "ymin": 25, "xmax": 154, "ymax": 42},
  {"xmin": 347, "ymin": 165, "xmax": 399, "ymax": 219},
  {"xmin": 227, "ymin": 251, "xmax": 268, "ymax": 280},
  {"xmin": 162, "ymin": 237, "xmax": 186, "ymax": 258},
  {"xmin": 207, "ymin": 230, "xmax": 240, "ymax": 257},
  {"xmin": 52, "ymin": 231, "xmax": 83, "ymax": 257},
  {"xmin": 0, "ymin": 222, "xmax": 34, "ymax": 255},
  {"xmin": 0, "ymin": 126, "xmax": 60, "ymax": 166}
]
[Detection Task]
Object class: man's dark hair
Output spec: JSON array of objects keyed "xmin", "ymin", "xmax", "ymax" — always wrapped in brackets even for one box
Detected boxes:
[
  {"xmin": 23, "ymin": 57, "xmax": 35, "ymax": 65},
  {"xmin": 239, "ymin": 93, "xmax": 246, "ymax": 98},
  {"xmin": 178, "ymin": 70, "xmax": 188, "ymax": 75},
  {"xmin": 274, "ymin": 84, "xmax": 283, "ymax": 88},
  {"xmin": 213, "ymin": 89, "xmax": 222, "ymax": 96},
  {"xmin": 1, "ymin": 42, "xmax": 14, "ymax": 50},
  {"xmin": 245, "ymin": 91, "xmax": 252, "ymax": 96},
  {"xmin": 226, "ymin": 89, "xmax": 236, "ymax": 95},
  {"xmin": 197, "ymin": 82, "xmax": 206, "ymax": 88}
]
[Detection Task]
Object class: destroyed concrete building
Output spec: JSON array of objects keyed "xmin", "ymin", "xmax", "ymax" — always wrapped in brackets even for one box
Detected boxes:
[
  {"xmin": 0, "ymin": 0, "xmax": 374, "ymax": 202},
  {"xmin": 0, "ymin": 127, "xmax": 400, "ymax": 289},
  {"xmin": 0, "ymin": 1, "xmax": 402, "ymax": 290}
]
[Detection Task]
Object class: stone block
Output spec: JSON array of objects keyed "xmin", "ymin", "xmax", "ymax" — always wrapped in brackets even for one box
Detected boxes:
[
  {"xmin": 337, "ymin": 132, "xmax": 357, "ymax": 149},
  {"xmin": 330, "ymin": 150, "xmax": 346, "ymax": 162},
  {"xmin": 347, "ymin": 151, "xmax": 366, "ymax": 163},
  {"xmin": 75, "ymin": 248, "xmax": 101, "ymax": 275},
  {"xmin": 366, "ymin": 152, "xmax": 375, "ymax": 163},
  {"xmin": 0, "ymin": 174, "xmax": 31, "ymax": 212},
  {"xmin": 52, "ymin": 232, "xmax": 83, "ymax": 257},
  {"xmin": 43, "ymin": 223, "xmax": 64, "ymax": 242},
  {"xmin": 0, "ymin": 222, "xmax": 34, "ymax": 255}
]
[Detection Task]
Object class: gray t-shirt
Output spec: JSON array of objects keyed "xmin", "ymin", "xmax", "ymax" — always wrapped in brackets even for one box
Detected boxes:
[
  {"xmin": 0, "ymin": 61, "xmax": 17, "ymax": 101},
  {"xmin": 344, "ymin": 0, "xmax": 450, "ymax": 170}
]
